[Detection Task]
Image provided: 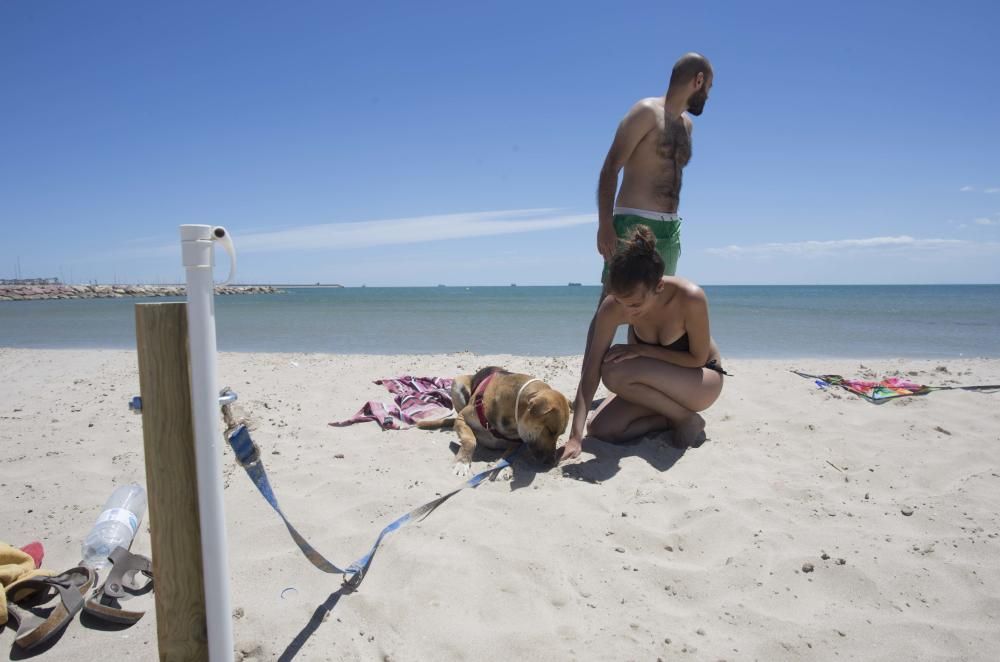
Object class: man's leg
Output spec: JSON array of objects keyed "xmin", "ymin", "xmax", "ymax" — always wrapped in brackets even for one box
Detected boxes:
[
  {"xmin": 655, "ymin": 220, "xmax": 682, "ymax": 276},
  {"xmin": 597, "ymin": 263, "xmax": 610, "ymax": 308},
  {"xmin": 596, "ymin": 214, "xmax": 623, "ymax": 308},
  {"xmin": 659, "ymin": 237, "xmax": 681, "ymax": 276}
]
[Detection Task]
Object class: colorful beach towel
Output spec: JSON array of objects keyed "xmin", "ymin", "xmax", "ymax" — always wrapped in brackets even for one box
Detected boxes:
[
  {"xmin": 330, "ymin": 376, "xmax": 454, "ymax": 430},
  {"xmin": 792, "ymin": 370, "xmax": 1000, "ymax": 404}
]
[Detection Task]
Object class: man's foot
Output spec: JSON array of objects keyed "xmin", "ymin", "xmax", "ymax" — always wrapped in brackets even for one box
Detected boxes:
[{"xmin": 671, "ymin": 413, "xmax": 706, "ymax": 448}]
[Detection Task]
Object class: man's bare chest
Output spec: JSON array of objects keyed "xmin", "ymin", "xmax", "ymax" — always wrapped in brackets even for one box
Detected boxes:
[{"xmin": 658, "ymin": 116, "xmax": 692, "ymax": 165}]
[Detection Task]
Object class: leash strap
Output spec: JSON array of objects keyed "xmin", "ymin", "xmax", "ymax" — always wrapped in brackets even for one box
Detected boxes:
[{"xmin": 226, "ymin": 423, "xmax": 520, "ymax": 589}]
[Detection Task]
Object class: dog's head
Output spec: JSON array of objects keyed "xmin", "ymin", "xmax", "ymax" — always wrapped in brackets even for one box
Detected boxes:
[{"xmin": 518, "ymin": 387, "xmax": 571, "ymax": 465}]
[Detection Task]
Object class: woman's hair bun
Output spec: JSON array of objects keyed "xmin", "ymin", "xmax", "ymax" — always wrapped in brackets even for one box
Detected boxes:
[
  {"xmin": 625, "ymin": 225, "xmax": 657, "ymax": 256},
  {"xmin": 606, "ymin": 224, "xmax": 665, "ymax": 294}
]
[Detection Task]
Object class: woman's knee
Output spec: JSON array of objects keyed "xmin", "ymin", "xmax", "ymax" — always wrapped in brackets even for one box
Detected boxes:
[{"xmin": 600, "ymin": 361, "xmax": 629, "ymax": 393}]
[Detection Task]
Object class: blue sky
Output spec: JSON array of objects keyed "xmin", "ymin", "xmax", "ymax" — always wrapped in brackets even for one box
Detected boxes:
[{"xmin": 2, "ymin": 0, "xmax": 998, "ymax": 286}]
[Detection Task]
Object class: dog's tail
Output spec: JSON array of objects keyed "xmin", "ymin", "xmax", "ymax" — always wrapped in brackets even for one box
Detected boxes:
[{"xmin": 416, "ymin": 416, "xmax": 456, "ymax": 430}]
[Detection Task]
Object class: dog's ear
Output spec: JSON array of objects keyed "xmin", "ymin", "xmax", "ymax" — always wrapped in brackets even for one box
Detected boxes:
[
  {"xmin": 528, "ymin": 395, "xmax": 554, "ymax": 417},
  {"xmin": 559, "ymin": 392, "xmax": 571, "ymax": 417}
]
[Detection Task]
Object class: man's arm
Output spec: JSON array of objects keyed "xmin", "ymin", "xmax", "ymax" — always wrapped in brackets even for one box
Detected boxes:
[{"xmin": 596, "ymin": 101, "xmax": 657, "ymax": 260}]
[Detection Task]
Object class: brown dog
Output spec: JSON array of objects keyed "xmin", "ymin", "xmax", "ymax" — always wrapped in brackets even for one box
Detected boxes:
[{"xmin": 418, "ymin": 366, "xmax": 570, "ymax": 478}]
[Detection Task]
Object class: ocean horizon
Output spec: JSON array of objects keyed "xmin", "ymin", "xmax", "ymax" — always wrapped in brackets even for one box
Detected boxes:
[{"xmin": 2, "ymin": 284, "xmax": 998, "ymax": 358}]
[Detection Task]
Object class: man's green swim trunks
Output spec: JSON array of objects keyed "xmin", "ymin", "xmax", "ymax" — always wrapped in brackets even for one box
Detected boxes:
[{"xmin": 601, "ymin": 206, "xmax": 682, "ymax": 281}]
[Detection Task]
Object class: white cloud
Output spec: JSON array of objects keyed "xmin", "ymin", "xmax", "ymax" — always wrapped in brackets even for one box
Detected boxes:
[
  {"xmin": 226, "ymin": 209, "xmax": 594, "ymax": 252},
  {"xmin": 974, "ymin": 217, "xmax": 999, "ymax": 226},
  {"xmin": 128, "ymin": 208, "xmax": 595, "ymax": 258},
  {"xmin": 960, "ymin": 185, "xmax": 976, "ymax": 192},
  {"xmin": 707, "ymin": 235, "xmax": 1000, "ymax": 257},
  {"xmin": 986, "ymin": 187, "xmax": 1000, "ymax": 194}
]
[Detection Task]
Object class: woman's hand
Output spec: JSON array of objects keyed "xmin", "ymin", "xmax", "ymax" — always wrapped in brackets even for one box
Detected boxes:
[
  {"xmin": 559, "ymin": 435, "xmax": 583, "ymax": 462},
  {"xmin": 603, "ymin": 343, "xmax": 644, "ymax": 364}
]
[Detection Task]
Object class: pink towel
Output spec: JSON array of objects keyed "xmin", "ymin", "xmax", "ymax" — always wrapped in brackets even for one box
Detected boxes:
[
  {"xmin": 330, "ymin": 376, "xmax": 454, "ymax": 430},
  {"xmin": 20, "ymin": 542, "xmax": 44, "ymax": 569}
]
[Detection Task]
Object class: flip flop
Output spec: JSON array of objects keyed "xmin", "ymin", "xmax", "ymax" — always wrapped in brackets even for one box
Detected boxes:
[
  {"xmin": 4, "ymin": 565, "xmax": 95, "ymax": 651},
  {"xmin": 83, "ymin": 547, "xmax": 153, "ymax": 625}
]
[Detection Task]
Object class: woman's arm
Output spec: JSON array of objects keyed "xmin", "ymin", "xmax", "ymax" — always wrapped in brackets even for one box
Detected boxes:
[{"xmin": 561, "ymin": 297, "xmax": 621, "ymax": 460}]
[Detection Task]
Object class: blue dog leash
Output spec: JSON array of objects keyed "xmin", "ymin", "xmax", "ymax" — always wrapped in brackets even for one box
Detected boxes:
[{"xmin": 225, "ymin": 418, "xmax": 520, "ymax": 590}]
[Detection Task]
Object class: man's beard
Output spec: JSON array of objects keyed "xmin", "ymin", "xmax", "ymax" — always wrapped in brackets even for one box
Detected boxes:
[{"xmin": 687, "ymin": 89, "xmax": 708, "ymax": 116}]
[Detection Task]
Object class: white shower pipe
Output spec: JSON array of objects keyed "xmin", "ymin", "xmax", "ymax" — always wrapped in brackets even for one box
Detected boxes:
[{"xmin": 179, "ymin": 224, "xmax": 236, "ymax": 661}]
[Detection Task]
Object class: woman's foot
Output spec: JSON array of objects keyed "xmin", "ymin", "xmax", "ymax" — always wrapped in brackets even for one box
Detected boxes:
[{"xmin": 671, "ymin": 413, "xmax": 706, "ymax": 448}]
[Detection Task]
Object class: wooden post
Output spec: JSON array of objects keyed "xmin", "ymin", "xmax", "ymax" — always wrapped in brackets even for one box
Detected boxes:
[{"xmin": 135, "ymin": 302, "xmax": 210, "ymax": 661}]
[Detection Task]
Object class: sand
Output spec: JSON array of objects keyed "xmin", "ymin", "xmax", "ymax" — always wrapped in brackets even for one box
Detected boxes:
[{"xmin": 2, "ymin": 348, "xmax": 999, "ymax": 661}]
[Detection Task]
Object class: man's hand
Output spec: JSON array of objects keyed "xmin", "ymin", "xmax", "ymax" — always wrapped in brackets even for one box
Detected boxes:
[
  {"xmin": 597, "ymin": 222, "xmax": 618, "ymax": 260},
  {"xmin": 559, "ymin": 436, "xmax": 583, "ymax": 462},
  {"xmin": 603, "ymin": 343, "xmax": 643, "ymax": 364}
]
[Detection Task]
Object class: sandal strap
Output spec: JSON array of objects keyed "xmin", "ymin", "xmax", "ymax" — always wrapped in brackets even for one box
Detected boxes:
[
  {"xmin": 103, "ymin": 547, "xmax": 153, "ymax": 598},
  {"xmin": 5, "ymin": 566, "xmax": 95, "ymax": 650},
  {"xmin": 82, "ymin": 547, "xmax": 154, "ymax": 625}
]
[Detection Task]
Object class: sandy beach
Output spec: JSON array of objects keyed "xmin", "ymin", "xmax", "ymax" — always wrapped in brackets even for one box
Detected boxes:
[{"xmin": 2, "ymin": 347, "xmax": 999, "ymax": 661}]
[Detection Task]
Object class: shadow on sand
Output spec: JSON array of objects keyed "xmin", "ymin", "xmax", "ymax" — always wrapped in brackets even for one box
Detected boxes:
[
  {"xmin": 559, "ymin": 431, "xmax": 701, "ymax": 483},
  {"xmin": 277, "ymin": 426, "xmax": 704, "ymax": 658}
]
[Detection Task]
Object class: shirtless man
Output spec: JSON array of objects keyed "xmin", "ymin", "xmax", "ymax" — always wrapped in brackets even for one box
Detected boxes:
[{"xmin": 597, "ymin": 52, "xmax": 713, "ymax": 289}]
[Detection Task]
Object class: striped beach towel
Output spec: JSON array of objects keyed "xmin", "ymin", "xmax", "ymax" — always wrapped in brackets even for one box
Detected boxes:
[{"xmin": 330, "ymin": 376, "xmax": 454, "ymax": 430}]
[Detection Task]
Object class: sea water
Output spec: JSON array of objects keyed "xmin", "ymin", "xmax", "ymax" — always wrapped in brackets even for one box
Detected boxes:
[{"xmin": 1, "ymin": 285, "xmax": 998, "ymax": 358}]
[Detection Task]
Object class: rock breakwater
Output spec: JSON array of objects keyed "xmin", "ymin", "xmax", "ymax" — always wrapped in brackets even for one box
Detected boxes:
[{"xmin": 0, "ymin": 284, "xmax": 281, "ymax": 301}]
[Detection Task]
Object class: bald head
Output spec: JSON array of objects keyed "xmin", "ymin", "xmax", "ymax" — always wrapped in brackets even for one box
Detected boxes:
[{"xmin": 668, "ymin": 52, "xmax": 713, "ymax": 90}]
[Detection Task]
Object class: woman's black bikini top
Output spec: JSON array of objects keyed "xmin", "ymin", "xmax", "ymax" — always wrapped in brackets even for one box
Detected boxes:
[{"xmin": 630, "ymin": 326, "xmax": 689, "ymax": 352}]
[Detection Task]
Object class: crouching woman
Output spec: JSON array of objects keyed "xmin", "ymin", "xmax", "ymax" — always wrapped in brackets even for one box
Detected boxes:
[{"xmin": 561, "ymin": 226, "xmax": 725, "ymax": 460}]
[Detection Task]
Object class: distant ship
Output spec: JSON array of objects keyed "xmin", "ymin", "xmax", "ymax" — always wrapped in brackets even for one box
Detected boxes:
[
  {"xmin": 510, "ymin": 283, "xmax": 517, "ymax": 287},
  {"xmin": 568, "ymin": 282, "xmax": 582, "ymax": 286}
]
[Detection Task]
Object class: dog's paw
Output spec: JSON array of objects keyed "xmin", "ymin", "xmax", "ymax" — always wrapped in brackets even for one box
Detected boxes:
[
  {"xmin": 452, "ymin": 460, "xmax": 472, "ymax": 477},
  {"xmin": 489, "ymin": 463, "xmax": 514, "ymax": 481}
]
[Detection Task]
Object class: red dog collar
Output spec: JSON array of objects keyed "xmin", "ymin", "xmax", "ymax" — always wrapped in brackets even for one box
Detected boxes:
[{"xmin": 472, "ymin": 372, "xmax": 521, "ymax": 442}]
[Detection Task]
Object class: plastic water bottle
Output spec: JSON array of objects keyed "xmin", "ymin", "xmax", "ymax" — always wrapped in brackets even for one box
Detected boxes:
[{"xmin": 81, "ymin": 483, "xmax": 147, "ymax": 570}]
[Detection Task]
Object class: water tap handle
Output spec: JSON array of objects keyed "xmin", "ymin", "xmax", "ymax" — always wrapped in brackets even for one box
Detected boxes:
[
  {"xmin": 212, "ymin": 226, "xmax": 236, "ymax": 286},
  {"xmin": 179, "ymin": 225, "xmax": 237, "ymax": 286}
]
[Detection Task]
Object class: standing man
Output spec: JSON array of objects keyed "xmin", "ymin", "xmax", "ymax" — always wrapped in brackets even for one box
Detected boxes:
[{"xmin": 597, "ymin": 52, "xmax": 713, "ymax": 289}]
